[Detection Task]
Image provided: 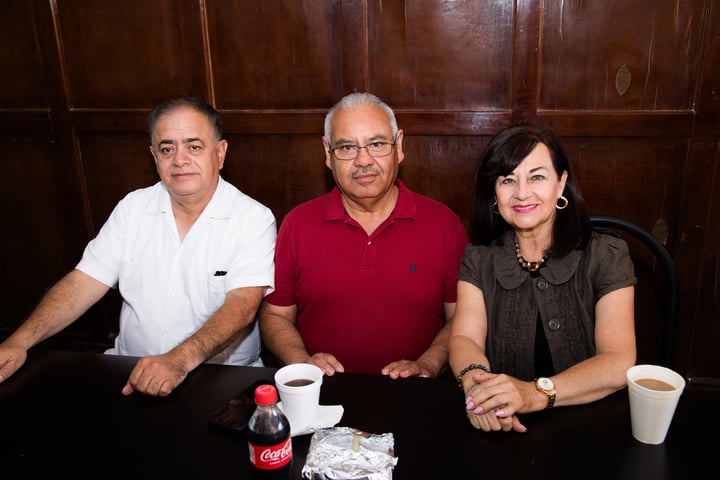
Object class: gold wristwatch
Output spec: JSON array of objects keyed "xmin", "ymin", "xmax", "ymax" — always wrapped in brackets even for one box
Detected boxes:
[{"xmin": 534, "ymin": 377, "xmax": 556, "ymax": 409}]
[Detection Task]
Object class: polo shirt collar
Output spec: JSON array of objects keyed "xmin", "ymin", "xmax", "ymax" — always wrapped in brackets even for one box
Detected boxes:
[
  {"xmin": 495, "ymin": 230, "xmax": 582, "ymax": 289},
  {"xmin": 323, "ymin": 179, "xmax": 416, "ymax": 221}
]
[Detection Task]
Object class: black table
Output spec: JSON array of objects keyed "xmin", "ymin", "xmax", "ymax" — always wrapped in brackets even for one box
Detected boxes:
[{"xmin": 1, "ymin": 349, "xmax": 717, "ymax": 479}]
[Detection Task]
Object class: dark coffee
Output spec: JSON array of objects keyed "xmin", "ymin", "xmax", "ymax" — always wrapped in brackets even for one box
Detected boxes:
[{"xmin": 284, "ymin": 378, "xmax": 314, "ymax": 387}]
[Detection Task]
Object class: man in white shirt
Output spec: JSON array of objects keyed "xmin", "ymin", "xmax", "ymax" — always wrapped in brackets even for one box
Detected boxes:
[{"xmin": 0, "ymin": 98, "xmax": 276, "ymax": 396}]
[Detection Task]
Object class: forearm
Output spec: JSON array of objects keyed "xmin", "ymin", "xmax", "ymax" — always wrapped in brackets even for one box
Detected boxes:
[
  {"xmin": 547, "ymin": 352, "xmax": 634, "ymax": 409},
  {"xmin": 258, "ymin": 303, "xmax": 309, "ymax": 365},
  {"xmin": 4, "ymin": 270, "xmax": 107, "ymax": 350},
  {"xmin": 415, "ymin": 323, "xmax": 453, "ymax": 377},
  {"xmin": 168, "ymin": 287, "xmax": 265, "ymax": 371},
  {"xmin": 266, "ymin": 330, "xmax": 310, "ymax": 365},
  {"xmin": 448, "ymin": 335, "xmax": 491, "ymax": 391}
]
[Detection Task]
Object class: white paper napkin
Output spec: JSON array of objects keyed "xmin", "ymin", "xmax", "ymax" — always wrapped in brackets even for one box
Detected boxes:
[{"xmin": 278, "ymin": 402, "xmax": 344, "ymax": 437}]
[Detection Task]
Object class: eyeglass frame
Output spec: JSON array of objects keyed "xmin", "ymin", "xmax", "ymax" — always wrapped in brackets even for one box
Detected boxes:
[{"xmin": 327, "ymin": 138, "xmax": 397, "ymax": 161}]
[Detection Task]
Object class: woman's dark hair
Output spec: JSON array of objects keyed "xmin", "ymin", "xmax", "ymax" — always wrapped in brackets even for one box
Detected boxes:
[
  {"xmin": 470, "ymin": 123, "xmax": 591, "ymax": 257},
  {"xmin": 147, "ymin": 97, "xmax": 222, "ymax": 144}
]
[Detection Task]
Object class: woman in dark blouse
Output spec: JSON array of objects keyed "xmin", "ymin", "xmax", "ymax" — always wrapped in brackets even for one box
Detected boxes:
[{"xmin": 449, "ymin": 123, "xmax": 636, "ymax": 432}]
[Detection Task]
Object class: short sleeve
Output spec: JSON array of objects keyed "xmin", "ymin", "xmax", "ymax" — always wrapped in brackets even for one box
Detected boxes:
[
  {"xmin": 457, "ymin": 244, "xmax": 492, "ymax": 291},
  {"xmin": 589, "ymin": 232, "xmax": 637, "ymax": 302}
]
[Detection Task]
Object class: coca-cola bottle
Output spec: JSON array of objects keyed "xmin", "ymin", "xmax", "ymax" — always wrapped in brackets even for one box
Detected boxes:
[{"xmin": 248, "ymin": 384, "xmax": 293, "ymax": 479}]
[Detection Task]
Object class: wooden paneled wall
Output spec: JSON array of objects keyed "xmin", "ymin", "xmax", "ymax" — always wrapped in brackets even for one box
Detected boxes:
[{"xmin": 1, "ymin": 0, "xmax": 718, "ymax": 389}]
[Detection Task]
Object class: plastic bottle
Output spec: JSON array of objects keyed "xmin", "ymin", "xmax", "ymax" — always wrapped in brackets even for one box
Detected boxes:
[{"xmin": 247, "ymin": 384, "xmax": 293, "ymax": 479}]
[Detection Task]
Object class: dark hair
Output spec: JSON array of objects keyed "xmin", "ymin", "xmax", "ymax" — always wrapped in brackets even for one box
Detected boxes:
[
  {"xmin": 147, "ymin": 97, "xmax": 222, "ymax": 144},
  {"xmin": 470, "ymin": 123, "xmax": 591, "ymax": 257}
]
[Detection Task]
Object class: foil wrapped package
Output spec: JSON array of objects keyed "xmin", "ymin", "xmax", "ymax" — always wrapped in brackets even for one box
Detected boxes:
[{"xmin": 301, "ymin": 426, "xmax": 398, "ymax": 480}]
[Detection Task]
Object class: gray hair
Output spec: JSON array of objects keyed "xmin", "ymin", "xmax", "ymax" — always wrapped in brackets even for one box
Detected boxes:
[{"xmin": 323, "ymin": 92, "xmax": 398, "ymax": 144}]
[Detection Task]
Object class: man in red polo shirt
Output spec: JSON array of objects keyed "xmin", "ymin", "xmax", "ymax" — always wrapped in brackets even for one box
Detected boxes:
[{"xmin": 259, "ymin": 92, "xmax": 468, "ymax": 378}]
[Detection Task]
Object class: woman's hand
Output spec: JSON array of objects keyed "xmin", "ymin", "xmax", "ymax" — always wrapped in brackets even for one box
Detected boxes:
[
  {"xmin": 466, "ymin": 408, "xmax": 526, "ymax": 432},
  {"xmin": 463, "ymin": 372, "xmax": 531, "ymax": 432}
]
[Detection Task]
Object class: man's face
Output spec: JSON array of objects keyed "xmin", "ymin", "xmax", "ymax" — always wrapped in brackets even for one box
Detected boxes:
[
  {"xmin": 150, "ymin": 106, "xmax": 227, "ymax": 205},
  {"xmin": 323, "ymin": 104, "xmax": 404, "ymax": 204}
]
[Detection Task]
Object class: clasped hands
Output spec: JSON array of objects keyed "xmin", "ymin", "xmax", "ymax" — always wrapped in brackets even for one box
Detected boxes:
[{"xmin": 463, "ymin": 371, "xmax": 531, "ymax": 433}]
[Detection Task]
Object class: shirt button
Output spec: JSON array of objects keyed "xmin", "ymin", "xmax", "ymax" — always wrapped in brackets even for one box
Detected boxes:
[
  {"xmin": 536, "ymin": 279, "xmax": 549, "ymax": 290},
  {"xmin": 548, "ymin": 319, "xmax": 561, "ymax": 330}
]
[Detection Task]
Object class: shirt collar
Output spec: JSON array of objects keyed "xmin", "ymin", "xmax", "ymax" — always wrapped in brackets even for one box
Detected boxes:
[
  {"xmin": 494, "ymin": 230, "xmax": 582, "ymax": 289},
  {"xmin": 200, "ymin": 177, "xmax": 232, "ymax": 219},
  {"xmin": 322, "ymin": 179, "xmax": 416, "ymax": 222},
  {"xmin": 149, "ymin": 177, "xmax": 229, "ymax": 219}
]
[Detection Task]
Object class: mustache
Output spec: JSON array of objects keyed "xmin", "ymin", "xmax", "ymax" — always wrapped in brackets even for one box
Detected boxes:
[{"xmin": 350, "ymin": 166, "xmax": 383, "ymax": 178}]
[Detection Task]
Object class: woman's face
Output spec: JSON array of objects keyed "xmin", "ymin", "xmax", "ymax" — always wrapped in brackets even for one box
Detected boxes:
[{"xmin": 494, "ymin": 143, "xmax": 568, "ymax": 235}]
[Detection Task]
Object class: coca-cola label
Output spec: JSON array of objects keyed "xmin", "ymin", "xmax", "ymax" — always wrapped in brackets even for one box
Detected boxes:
[{"xmin": 248, "ymin": 437, "xmax": 292, "ymax": 470}]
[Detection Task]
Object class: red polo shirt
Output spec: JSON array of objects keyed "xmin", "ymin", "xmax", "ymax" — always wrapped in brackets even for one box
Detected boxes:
[{"xmin": 265, "ymin": 180, "xmax": 469, "ymax": 374}]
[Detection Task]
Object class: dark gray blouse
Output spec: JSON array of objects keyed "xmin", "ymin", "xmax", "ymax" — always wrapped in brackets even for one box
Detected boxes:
[{"xmin": 458, "ymin": 230, "xmax": 637, "ymax": 381}]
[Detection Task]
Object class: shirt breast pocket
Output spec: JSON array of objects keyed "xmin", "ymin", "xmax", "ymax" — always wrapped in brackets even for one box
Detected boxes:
[{"xmin": 207, "ymin": 273, "xmax": 227, "ymax": 309}]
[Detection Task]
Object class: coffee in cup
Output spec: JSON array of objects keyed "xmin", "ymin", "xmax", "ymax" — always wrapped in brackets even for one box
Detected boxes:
[
  {"xmin": 634, "ymin": 378, "xmax": 675, "ymax": 391},
  {"xmin": 626, "ymin": 364, "xmax": 685, "ymax": 445},
  {"xmin": 274, "ymin": 363, "xmax": 323, "ymax": 435}
]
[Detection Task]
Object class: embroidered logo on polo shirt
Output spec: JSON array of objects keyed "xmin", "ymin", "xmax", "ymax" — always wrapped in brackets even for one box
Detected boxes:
[{"xmin": 410, "ymin": 263, "xmax": 417, "ymax": 273}]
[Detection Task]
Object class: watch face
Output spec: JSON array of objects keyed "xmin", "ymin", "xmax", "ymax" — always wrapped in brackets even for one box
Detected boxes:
[{"xmin": 538, "ymin": 377, "xmax": 554, "ymax": 390}]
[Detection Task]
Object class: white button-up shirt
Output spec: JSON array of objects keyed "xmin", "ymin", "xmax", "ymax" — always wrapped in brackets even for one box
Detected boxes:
[{"xmin": 76, "ymin": 178, "xmax": 276, "ymax": 366}]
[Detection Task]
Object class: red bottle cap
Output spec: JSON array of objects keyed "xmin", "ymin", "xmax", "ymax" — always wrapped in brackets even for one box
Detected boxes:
[{"xmin": 254, "ymin": 384, "xmax": 279, "ymax": 405}]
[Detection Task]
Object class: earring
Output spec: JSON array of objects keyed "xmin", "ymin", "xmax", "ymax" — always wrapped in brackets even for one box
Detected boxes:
[
  {"xmin": 556, "ymin": 196, "xmax": 569, "ymax": 210},
  {"xmin": 492, "ymin": 199, "xmax": 500, "ymax": 214}
]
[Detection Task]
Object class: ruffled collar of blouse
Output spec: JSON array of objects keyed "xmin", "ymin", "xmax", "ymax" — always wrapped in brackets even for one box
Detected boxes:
[{"xmin": 494, "ymin": 230, "xmax": 582, "ymax": 290}]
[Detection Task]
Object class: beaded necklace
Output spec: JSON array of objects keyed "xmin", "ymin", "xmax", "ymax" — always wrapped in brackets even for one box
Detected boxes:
[{"xmin": 513, "ymin": 234, "xmax": 548, "ymax": 272}]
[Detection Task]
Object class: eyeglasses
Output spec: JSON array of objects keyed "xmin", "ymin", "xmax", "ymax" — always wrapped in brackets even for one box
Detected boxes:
[{"xmin": 328, "ymin": 141, "xmax": 396, "ymax": 160}]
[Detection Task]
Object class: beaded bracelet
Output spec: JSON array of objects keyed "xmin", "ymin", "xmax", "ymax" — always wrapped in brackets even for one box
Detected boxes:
[{"xmin": 456, "ymin": 363, "xmax": 491, "ymax": 389}]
